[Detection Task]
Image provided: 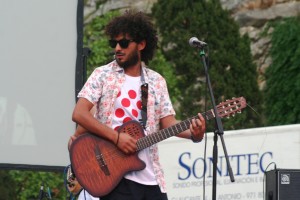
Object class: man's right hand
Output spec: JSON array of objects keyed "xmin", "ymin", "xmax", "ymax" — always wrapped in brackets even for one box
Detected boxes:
[{"xmin": 116, "ymin": 132, "xmax": 137, "ymax": 154}]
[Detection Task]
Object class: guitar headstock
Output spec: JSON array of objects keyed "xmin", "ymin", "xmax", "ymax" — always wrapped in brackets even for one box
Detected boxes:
[{"xmin": 217, "ymin": 97, "xmax": 247, "ymax": 118}]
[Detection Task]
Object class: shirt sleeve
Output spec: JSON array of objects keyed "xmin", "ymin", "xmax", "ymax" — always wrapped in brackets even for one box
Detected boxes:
[
  {"xmin": 158, "ymin": 77, "xmax": 176, "ymax": 119},
  {"xmin": 77, "ymin": 68, "xmax": 103, "ymax": 104}
]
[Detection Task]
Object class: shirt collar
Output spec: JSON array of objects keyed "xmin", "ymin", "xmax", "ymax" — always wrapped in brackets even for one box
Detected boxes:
[{"xmin": 111, "ymin": 60, "xmax": 149, "ymax": 80}]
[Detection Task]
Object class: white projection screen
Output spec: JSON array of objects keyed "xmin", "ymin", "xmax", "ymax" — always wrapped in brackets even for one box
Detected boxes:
[{"xmin": 0, "ymin": 0, "xmax": 83, "ymax": 170}]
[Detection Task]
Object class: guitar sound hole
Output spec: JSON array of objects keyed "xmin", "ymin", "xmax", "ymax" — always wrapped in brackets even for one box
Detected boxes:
[{"xmin": 126, "ymin": 125, "xmax": 140, "ymax": 138}]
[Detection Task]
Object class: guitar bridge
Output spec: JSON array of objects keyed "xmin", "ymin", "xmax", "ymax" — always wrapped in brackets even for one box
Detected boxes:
[{"xmin": 94, "ymin": 145, "xmax": 110, "ymax": 176}]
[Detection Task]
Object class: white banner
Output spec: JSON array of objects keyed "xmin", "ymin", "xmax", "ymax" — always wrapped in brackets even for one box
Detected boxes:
[{"xmin": 158, "ymin": 124, "xmax": 300, "ymax": 200}]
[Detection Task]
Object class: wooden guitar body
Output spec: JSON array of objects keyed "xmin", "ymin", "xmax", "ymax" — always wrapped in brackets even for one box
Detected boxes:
[
  {"xmin": 70, "ymin": 121, "xmax": 146, "ymax": 197},
  {"xmin": 70, "ymin": 97, "xmax": 246, "ymax": 197}
]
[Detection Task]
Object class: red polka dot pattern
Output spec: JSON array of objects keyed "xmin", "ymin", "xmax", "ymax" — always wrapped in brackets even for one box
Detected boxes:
[
  {"xmin": 115, "ymin": 108, "xmax": 125, "ymax": 118},
  {"xmin": 132, "ymin": 109, "xmax": 138, "ymax": 118},
  {"xmin": 123, "ymin": 117, "xmax": 132, "ymax": 123},
  {"xmin": 113, "ymin": 77, "xmax": 143, "ymax": 128},
  {"xmin": 136, "ymin": 100, "xmax": 142, "ymax": 110},
  {"xmin": 128, "ymin": 90, "xmax": 137, "ymax": 99},
  {"xmin": 121, "ymin": 98, "xmax": 130, "ymax": 107}
]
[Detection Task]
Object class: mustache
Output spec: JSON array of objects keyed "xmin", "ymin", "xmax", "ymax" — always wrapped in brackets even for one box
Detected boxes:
[
  {"xmin": 106, "ymin": 51, "xmax": 125, "ymax": 56},
  {"xmin": 107, "ymin": 51, "xmax": 125, "ymax": 60},
  {"xmin": 115, "ymin": 51, "xmax": 125, "ymax": 56}
]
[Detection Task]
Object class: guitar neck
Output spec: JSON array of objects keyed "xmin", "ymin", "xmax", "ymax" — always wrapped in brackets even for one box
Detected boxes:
[{"xmin": 136, "ymin": 109, "xmax": 214, "ymax": 151}]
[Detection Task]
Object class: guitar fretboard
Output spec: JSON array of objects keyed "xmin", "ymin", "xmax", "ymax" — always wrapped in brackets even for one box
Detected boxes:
[{"xmin": 136, "ymin": 110, "xmax": 214, "ymax": 151}]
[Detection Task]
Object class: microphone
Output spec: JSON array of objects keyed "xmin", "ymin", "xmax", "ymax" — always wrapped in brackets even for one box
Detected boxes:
[{"xmin": 189, "ymin": 37, "xmax": 207, "ymax": 48}]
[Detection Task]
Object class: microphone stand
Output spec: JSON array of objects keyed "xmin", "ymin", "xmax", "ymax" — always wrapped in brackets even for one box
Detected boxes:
[
  {"xmin": 38, "ymin": 182, "xmax": 44, "ymax": 200},
  {"xmin": 38, "ymin": 182, "xmax": 52, "ymax": 200},
  {"xmin": 196, "ymin": 46, "xmax": 235, "ymax": 200}
]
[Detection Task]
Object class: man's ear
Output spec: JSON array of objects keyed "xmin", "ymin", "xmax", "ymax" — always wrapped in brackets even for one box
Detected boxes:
[{"xmin": 138, "ymin": 40, "xmax": 146, "ymax": 51}]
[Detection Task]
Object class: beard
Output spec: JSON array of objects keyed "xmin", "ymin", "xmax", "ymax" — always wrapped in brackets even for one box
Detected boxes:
[{"xmin": 116, "ymin": 48, "xmax": 139, "ymax": 70}]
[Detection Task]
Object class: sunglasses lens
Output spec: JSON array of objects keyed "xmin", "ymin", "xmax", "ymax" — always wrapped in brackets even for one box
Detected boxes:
[
  {"xmin": 109, "ymin": 40, "xmax": 117, "ymax": 48},
  {"xmin": 109, "ymin": 39, "xmax": 131, "ymax": 48},
  {"xmin": 119, "ymin": 40, "xmax": 129, "ymax": 48}
]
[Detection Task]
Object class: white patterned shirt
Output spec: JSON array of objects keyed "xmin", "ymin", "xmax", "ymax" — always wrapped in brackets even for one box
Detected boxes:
[{"xmin": 78, "ymin": 60, "xmax": 175, "ymax": 192}]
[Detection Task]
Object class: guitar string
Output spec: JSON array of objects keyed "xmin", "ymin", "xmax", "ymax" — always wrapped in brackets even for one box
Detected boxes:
[
  {"xmin": 87, "ymin": 113, "xmax": 207, "ymax": 162},
  {"xmin": 82, "ymin": 99, "xmax": 245, "ymax": 164}
]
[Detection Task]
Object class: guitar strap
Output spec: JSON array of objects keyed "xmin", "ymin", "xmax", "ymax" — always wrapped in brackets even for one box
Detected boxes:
[{"xmin": 140, "ymin": 68, "xmax": 148, "ymax": 129}]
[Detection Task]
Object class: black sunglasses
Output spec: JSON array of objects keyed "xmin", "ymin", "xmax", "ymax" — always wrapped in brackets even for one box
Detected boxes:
[{"xmin": 108, "ymin": 39, "xmax": 135, "ymax": 49}]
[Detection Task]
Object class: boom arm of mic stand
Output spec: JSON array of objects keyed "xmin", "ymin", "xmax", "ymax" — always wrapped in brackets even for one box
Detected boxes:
[{"xmin": 198, "ymin": 49, "xmax": 235, "ymax": 200}]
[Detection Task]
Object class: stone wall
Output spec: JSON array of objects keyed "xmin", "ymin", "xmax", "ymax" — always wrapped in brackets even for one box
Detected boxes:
[
  {"xmin": 223, "ymin": 0, "xmax": 300, "ymax": 89},
  {"xmin": 84, "ymin": 0, "xmax": 300, "ymax": 90}
]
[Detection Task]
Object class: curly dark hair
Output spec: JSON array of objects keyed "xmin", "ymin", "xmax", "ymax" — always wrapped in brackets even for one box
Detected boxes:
[{"xmin": 105, "ymin": 10, "xmax": 158, "ymax": 64}]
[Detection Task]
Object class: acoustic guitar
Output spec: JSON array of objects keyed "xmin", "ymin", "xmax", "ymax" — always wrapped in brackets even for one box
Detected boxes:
[{"xmin": 69, "ymin": 97, "xmax": 246, "ymax": 197}]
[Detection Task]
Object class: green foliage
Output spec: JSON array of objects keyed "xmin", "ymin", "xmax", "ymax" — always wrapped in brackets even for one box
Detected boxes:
[
  {"xmin": 152, "ymin": 0, "xmax": 262, "ymax": 130},
  {"xmin": 0, "ymin": 170, "xmax": 17, "ymax": 200},
  {"xmin": 265, "ymin": 17, "xmax": 300, "ymax": 125},
  {"xmin": 0, "ymin": 169, "xmax": 67, "ymax": 200},
  {"xmin": 84, "ymin": 10, "xmax": 120, "ymax": 76},
  {"xmin": 9, "ymin": 170, "xmax": 66, "ymax": 200}
]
